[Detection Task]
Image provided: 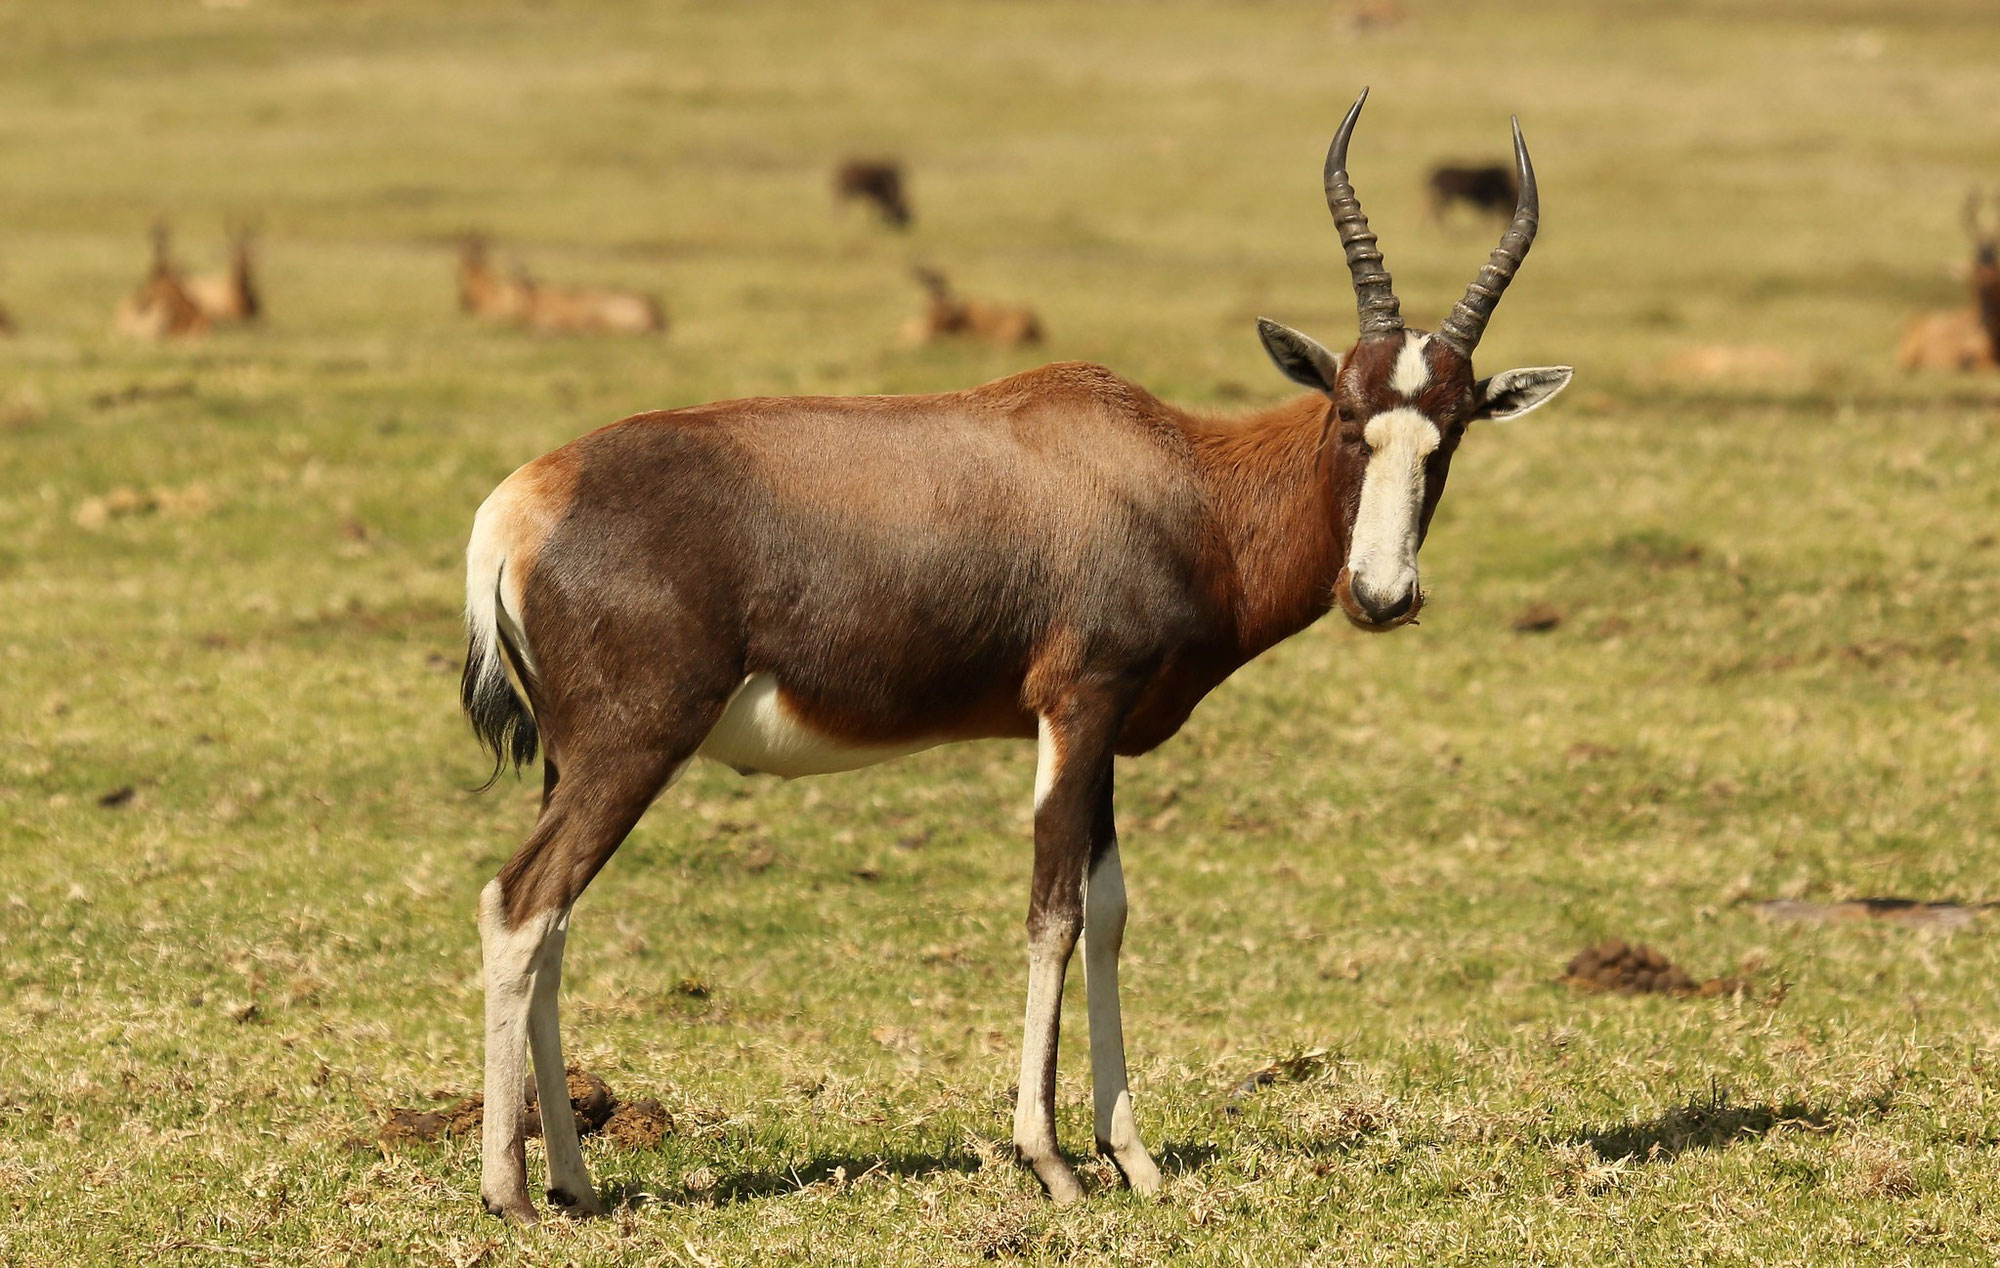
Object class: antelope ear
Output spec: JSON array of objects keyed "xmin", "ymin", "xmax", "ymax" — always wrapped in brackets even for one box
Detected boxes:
[
  {"xmin": 1256, "ymin": 318, "xmax": 1343, "ymax": 395},
  {"xmin": 1471, "ymin": 366, "xmax": 1573, "ymax": 421}
]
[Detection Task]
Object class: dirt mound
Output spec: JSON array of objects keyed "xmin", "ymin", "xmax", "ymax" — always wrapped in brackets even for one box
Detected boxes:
[
  {"xmin": 376, "ymin": 1107, "xmax": 449, "ymax": 1146},
  {"xmin": 364, "ymin": 1068, "xmax": 664, "ymax": 1151},
  {"xmin": 1511, "ymin": 603, "xmax": 1563, "ymax": 633},
  {"xmin": 1563, "ymin": 940, "xmax": 1741, "ymax": 997},
  {"xmin": 603, "ymin": 1097, "xmax": 672, "ymax": 1150},
  {"xmin": 525, "ymin": 1068, "xmax": 616, "ymax": 1136}
]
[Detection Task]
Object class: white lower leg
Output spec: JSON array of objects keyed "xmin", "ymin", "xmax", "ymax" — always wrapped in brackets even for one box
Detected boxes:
[
  {"xmin": 479, "ymin": 879, "xmax": 561, "ymax": 1221},
  {"xmin": 526, "ymin": 912, "xmax": 600, "ymax": 1213},
  {"xmin": 1083, "ymin": 846, "xmax": 1161, "ymax": 1192},
  {"xmin": 1013, "ymin": 921, "xmax": 1083, "ymax": 1203}
]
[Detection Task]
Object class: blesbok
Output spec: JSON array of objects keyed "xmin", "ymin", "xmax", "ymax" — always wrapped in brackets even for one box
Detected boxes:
[
  {"xmin": 833, "ymin": 158, "xmax": 913, "ymax": 229},
  {"xmin": 1897, "ymin": 191, "xmax": 2000, "ymax": 371},
  {"xmin": 1427, "ymin": 162, "xmax": 1520, "ymax": 223},
  {"xmin": 460, "ymin": 88, "xmax": 1571, "ymax": 1223},
  {"xmin": 186, "ymin": 226, "xmax": 261, "ymax": 325},
  {"xmin": 458, "ymin": 236, "xmax": 664, "ymax": 335},
  {"xmin": 458, "ymin": 236, "xmax": 534, "ymax": 325},
  {"xmin": 902, "ymin": 264, "xmax": 1043, "ymax": 347},
  {"xmin": 514, "ymin": 267, "xmax": 666, "ymax": 336},
  {"xmin": 112, "ymin": 223, "xmax": 208, "ymax": 340}
]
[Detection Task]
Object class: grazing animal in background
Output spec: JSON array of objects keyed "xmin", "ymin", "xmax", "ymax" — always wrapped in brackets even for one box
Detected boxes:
[
  {"xmin": 1426, "ymin": 162, "xmax": 1520, "ymax": 223},
  {"xmin": 459, "ymin": 87, "xmax": 1571, "ymax": 1224},
  {"xmin": 1897, "ymin": 191, "xmax": 2000, "ymax": 371},
  {"xmin": 902, "ymin": 265, "xmax": 1043, "ymax": 347},
  {"xmin": 833, "ymin": 158, "xmax": 913, "ymax": 229},
  {"xmin": 113, "ymin": 223, "xmax": 209, "ymax": 340},
  {"xmin": 186, "ymin": 226, "xmax": 261, "ymax": 325}
]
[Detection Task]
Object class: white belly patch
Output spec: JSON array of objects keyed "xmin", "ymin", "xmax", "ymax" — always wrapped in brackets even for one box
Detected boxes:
[{"xmin": 697, "ymin": 674, "xmax": 939, "ymax": 778}]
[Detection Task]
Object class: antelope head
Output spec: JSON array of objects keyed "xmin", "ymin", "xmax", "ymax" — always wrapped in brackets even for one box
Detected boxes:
[{"xmin": 1258, "ymin": 89, "xmax": 1572, "ymax": 631}]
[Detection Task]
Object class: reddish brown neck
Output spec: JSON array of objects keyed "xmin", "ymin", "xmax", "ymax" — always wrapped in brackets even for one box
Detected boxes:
[{"xmin": 1186, "ymin": 394, "xmax": 1351, "ymax": 657}]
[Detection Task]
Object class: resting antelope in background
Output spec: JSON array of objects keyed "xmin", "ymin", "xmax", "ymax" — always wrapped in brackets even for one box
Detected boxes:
[
  {"xmin": 460, "ymin": 88, "xmax": 1571, "ymax": 1223},
  {"xmin": 457, "ymin": 236, "xmax": 664, "ymax": 335},
  {"xmin": 902, "ymin": 264, "xmax": 1043, "ymax": 347},
  {"xmin": 112, "ymin": 223, "xmax": 208, "ymax": 340},
  {"xmin": 186, "ymin": 225, "xmax": 261, "ymax": 326},
  {"xmin": 1897, "ymin": 191, "xmax": 2000, "ymax": 372},
  {"xmin": 514, "ymin": 267, "xmax": 666, "ymax": 336},
  {"xmin": 458, "ymin": 236, "xmax": 534, "ymax": 324}
]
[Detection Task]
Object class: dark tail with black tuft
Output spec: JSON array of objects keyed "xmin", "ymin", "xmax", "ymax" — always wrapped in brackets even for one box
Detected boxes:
[{"xmin": 461, "ymin": 576, "xmax": 539, "ymax": 791}]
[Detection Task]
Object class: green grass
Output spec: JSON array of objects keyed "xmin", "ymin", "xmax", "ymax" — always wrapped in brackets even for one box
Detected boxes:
[{"xmin": 6, "ymin": 0, "xmax": 2000, "ymax": 1263}]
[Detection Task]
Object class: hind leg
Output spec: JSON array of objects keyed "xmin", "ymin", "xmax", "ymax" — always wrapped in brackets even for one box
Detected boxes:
[{"xmin": 478, "ymin": 739, "xmax": 702, "ymax": 1223}]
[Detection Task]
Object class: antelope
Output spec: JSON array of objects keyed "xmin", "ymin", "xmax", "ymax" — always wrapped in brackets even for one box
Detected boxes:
[
  {"xmin": 514, "ymin": 267, "xmax": 666, "ymax": 337},
  {"xmin": 458, "ymin": 236, "xmax": 534, "ymax": 325},
  {"xmin": 902, "ymin": 264, "xmax": 1043, "ymax": 347},
  {"xmin": 112, "ymin": 223, "xmax": 208, "ymax": 340},
  {"xmin": 833, "ymin": 158, "xmax": 913, "ymax": 229},
  {"xmin": 1427, "ymin": 162, "xmax": 1519, "ymax": 223},
  {"xmin": 186, "ymin": 225, "xmax": 261, "ymax": 325},
  {"xmin": 1897, "ymin": 192, "xmax": 2000, "ymax": 371},
  {"xmin": 460, "ymin": 88, "xmax": 1570, "ymax": 1223},
  {"xmin": 458, "ymin": 237, "xmax": 664, "ymax": 335}
]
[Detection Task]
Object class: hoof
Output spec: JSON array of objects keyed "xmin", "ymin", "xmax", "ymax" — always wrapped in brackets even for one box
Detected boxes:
[
  {"xmin": 1098, "ymin": 1138, "xmax": 1163, "ymax": 1195},
  {"xmin": 1042, "ymin": 1168, "xmax": 1086, "ymax": 1204},
  {"xmin": 547, "ymin": 1186, "xmax": 605, "ymax": 1218},
  {"xmin": 481, "ymin": 1193, "xmax": 539, "ymax": 1225},
  {"xmin": 1017, "ymin": 1147, "xmax": 1085, "ymax": 1204}
]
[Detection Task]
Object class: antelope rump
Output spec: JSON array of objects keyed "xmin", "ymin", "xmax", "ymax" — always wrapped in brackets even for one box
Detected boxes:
[{"xmin": 459, "ymin": 88, "xmax": 1572, "ymax": 1223}]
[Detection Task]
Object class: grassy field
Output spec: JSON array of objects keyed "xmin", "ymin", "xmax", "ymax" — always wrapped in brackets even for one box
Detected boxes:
[{"xmin": 5, "ymin": 0, "xmax": 2000, "ymax": 1262}]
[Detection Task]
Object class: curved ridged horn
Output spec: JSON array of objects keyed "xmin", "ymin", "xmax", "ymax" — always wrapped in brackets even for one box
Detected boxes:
[
  {"xmin": 1437, "ymin": 116, "xmax": 1539, "ymax": 357},
  {"xmin": 1964, "ymin": 189, "xmax": 1992, "ymax": 244},
  {"xmin": 1325, "ymin": 87, "xmax": 1404, "ymax": 339}
]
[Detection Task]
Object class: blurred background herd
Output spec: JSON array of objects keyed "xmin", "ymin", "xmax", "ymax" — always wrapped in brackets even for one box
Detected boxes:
[{"xmin": 5, "ymin": 0, "xmax": 1998, "ymax": 388}]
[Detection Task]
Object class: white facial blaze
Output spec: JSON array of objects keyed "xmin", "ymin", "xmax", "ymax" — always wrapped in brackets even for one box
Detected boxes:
[
  {"xmin": 1391, "ymin": 332, "xmax": 1433, "ymax": 397},
  {"xmin": 1348, "ymin": 407, "xmax": 1441, "ymax": 603}
]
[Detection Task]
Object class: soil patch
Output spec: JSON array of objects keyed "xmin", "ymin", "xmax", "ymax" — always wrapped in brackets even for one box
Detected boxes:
[
  {"xmin": 1563, "ymin": 940, "xmax": 1743, "ymax": 997},
  {"xmin": 362, "ymin": 1067, "xmax": 664, "ymax": 1151},
  {"xmin": 603, "ymin": 1098, "xmax": 672, "ymax": 1150},
  {"xmin": 1511, "ymin": 603, "xmax": 1564, "ymax": 633}
]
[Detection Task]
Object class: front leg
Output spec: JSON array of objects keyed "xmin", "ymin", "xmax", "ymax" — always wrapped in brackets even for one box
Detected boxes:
[{"xmin": 1012, "ymin": 695, "xmax": 1122, "ymax": 1202}]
